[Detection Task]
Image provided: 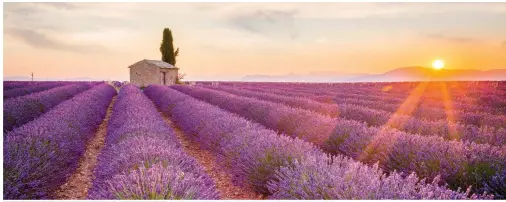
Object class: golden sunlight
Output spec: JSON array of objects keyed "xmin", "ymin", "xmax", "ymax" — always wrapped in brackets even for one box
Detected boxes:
[{"xmin": 432, "ymin": 59, "xmax": 445, "ymax": 70}]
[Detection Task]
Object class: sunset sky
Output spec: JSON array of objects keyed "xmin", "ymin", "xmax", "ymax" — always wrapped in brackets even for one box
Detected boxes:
[{"xmin": 4, "ymin": 2, "xmax": 506, "ymax": 81}]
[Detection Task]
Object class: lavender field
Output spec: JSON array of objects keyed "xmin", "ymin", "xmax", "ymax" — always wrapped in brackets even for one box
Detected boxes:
[{"xmin": 3, "ymin": 80, "xmax": 506, "ymax": 200}]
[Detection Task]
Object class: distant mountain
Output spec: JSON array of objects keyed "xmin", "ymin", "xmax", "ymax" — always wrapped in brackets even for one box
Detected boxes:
[
  {"xmin": 242, "ymin": 67, "xmax": 506, "ymax": 82},
  {"xmin": 351, "ymin": 67, "xmax": 506, "ymax": 82},
  {"xmin": 242, "ymin": 71, "xmax": 369, "ymax": 82},
  {"xmin": 64, "ymin": 77, "xmax": 100, "ymax": 81},
  {"xmin": 3, "ymin": 76, "xmax": 33, "ymax": 81}
]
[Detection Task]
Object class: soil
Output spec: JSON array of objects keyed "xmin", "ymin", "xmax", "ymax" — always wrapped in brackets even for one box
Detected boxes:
[
  {"xmin": 162, "ymin": 115, "xmax": 264, "ymax": 200},
  {"xmin": 54, "ymin": 97, "xmax": 116, "ymax": 199},
  {"xmin": 55, "ymin": 94, "xmax": 262, "ymax": 200}
]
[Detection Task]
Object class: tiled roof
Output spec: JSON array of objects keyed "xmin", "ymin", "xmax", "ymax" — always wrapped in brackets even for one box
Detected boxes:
[
  {"xmin": 144, "ymin": 60, "xmax": 177, "ymax": 69},
  {"xmin": 128, "ymin": 59, "xmax": 178, "ymax": 69}
]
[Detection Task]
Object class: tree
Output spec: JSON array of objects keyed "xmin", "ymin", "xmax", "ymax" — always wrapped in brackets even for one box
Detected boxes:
[
  {"xmin": 176, "ymin": 73, "xmax": 186, "ymax": 84},
  {"xmin": 159, "ymin": 28, "xmax": 179, "ymax": 65}
]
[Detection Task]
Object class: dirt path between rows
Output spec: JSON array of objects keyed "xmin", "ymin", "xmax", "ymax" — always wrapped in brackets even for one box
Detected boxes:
[
  {"xmin": 162, "ymin": 115, "xmax": 263, "ymax": 200},
  {"xmin": 55, "ymin": 96, "xmax": 117, "ymax": 199}
]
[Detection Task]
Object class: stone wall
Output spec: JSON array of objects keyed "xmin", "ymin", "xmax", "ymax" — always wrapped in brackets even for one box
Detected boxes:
[
  {"xmin": 129, "ymin": 61, "xmax": 178, "ymax": 86},
  {"xmin": 129, "ymin": 61, "xmax": 160, "ymax": 87},
  {"xmin": 160, "ymin": 68, "xmax": 178, "ymax": 85}
]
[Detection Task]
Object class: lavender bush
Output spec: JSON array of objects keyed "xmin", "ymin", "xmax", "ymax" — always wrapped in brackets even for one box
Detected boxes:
[
  {"xmin": 87, "ymin": 84, "xmax": 218, "ymax": 200},
  {"xmin": 230, "ymin": 82, "xmax": 502, "ymax": 113},
  {"xmin": 171, "ymin": 84, "xmax": 505, "ymax": 198},
  {"xmin": 234, "ymin": 82, "xmax": 505, "ymax": 116},
  {"xmin": 204, "ymin": 85, "xmax": 506, "ymax": 146},
  {"xmin": 145, "ymin": 84, "xmax": 485, "ymax": 199},
  {"xmin": 3, "ymin": 83, "xmax": 94, "ymax": 132},
  {"xmin": 4, "ymin": 82, "xmax": 67, "ymax": 99},
  {"xmin": 268, "ymin": 154, "xmax": 485, "ymax": 199},
  {"xmin": 3, "ymin": 81, "xmax": 58, "ymax": 91},
  {"xmin": 3, "ymin": 84, "xmax": 116, "ymax": 199},
  {"xmin": 171, "ymin": 85, "xmax": 335, "ymax": 145},
  {"xmin": 88, "ymin": 136, "xmax": 218, "ymax": 200},
  {"xmin": 146, "ymin": 85, "xmax": 324, "ymax": 194},
  {"xmin": 97, "ymin": 163, "xmax": 217, "ymax": 199},
  {"xmin": 3, "ymin": 81, "xmax": 32, "ymax": 91}
]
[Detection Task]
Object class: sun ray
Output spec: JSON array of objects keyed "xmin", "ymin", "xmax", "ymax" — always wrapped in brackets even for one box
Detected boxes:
[
  {"xmin": 439, "ymin": 82, "xmax": 458, "ymax": 140},
  {"xmin": 359, "ymin": 81, "xmax": 429, "ymax": 163}
]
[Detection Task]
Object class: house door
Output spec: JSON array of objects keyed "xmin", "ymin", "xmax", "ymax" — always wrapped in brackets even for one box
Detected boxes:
[{"xmin": 162, "ymin": 72, "xmax": 166, "ymax": 85}]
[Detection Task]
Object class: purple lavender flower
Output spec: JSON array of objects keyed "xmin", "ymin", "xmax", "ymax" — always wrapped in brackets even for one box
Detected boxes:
[
  {"xmin": 4, "ymin": 82, "xmax": 69, "ymax": 99},
  {"xmin": 144, "ymin": 84, "xmax": 483, "ymax": 199},
  {"xmin": 4, "ymin": 84, "xmax": 116, "ymax": 199},
  {"xmin": 92, "ymin": 163, "xmax": 219, "ymax": 199},
  {"xmin": 88, "ymin": 84, "xmax": 218, "ymax": 200},
  {"xmin": 169, "ymin": 84, "xmax": 505, "ymax": 198},
  {"xmin": 267, "ymin": 154, "xmax": 492, "ymax": 199},
  {"xmin": 203, "ymin": 84, "xmax": 506, "ymax": 146},
  {"xmin": 4, "ymin": 83, "xmax": 94, "ymax": 132}
]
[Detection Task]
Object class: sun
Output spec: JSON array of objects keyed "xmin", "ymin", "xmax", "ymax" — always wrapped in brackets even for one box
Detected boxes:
[{"xmin": 432, "ymin": 59, "xmax": 445, "ymax": 70}]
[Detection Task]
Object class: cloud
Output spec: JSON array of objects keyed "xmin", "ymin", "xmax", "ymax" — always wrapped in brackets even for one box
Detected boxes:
[
  {"xmin": 193, "ymin": 4, "xmax": 221, "ymax": 11},
  {"xmin": 292, "ymin": 2, "xmax": 506, "ymax": 20},
  {"xmin": 426, "ymin": 33, "xmax": 478, "ymax": 43},
  {"xmin": 227, "ymin": 9, "xmax": 299, "ymax": 40},
  {"xmin": 33, "ymin": 2, "xmax": 78, "ymax": 10},
  {"xmin": 5, "ymin": 28, "xmax": 108, "ymax": 54},
  {"xmin": 4, "ymin": 3, "xmax": 40, "ymax": 16},
  {"xmin": 4, "ymin": 3, "xmax": 133, "ymax": 33}
]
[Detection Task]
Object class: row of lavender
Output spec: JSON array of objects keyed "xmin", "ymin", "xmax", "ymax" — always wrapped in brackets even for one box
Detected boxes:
[
  {"xmin": 3, "ymin": 81, "xmax": 104, "ymax": 99},
  {"xmin": 3, "ymin": 83, "xmax": 97, "ymax": 132},
  {"xmin": 4, "ymin": 84, "xmax": 116, "ymax": 199},
  {"xmin": 235, "ymin": 83, "xmax": 506, "ymax": 116},
  {"xmin": 145, "ymin": 85, "xmax": 489, "ymax": 199},
  {"xmin": 220, "ymin": 81, "xmax": 506, "ymax": 113},
  {"xmin": 202, "ymin": 85, "xmax": 506, "ymax": 145},
  {"xmin": 4, "ymin": 82, "xmax": 67, "ymax": 99},
  {"xmin": 4, "ymin": 81, "xmax": 69, "ymax": 91},
  {"xmin": 231, "ymin": 83, "xmax": 506, "ymax": 125},
  {"xmin": 88, "ymin": 85, "xmax": 218, "ymax": 199},
  {"xmin": 4, "ymin": 81, "xmax": 37, "ymax": 91},
  {"xmin": 248, "ymin": 82, "xmax": 506, "ymax": 104},
  {"xmin": 214, "ymin": 80, "xmax": 506, "ymax": 92},
  {"xmin": 172, "ymin": 85, "xmax": 506, "ymax": 198},
  {"xmin": 232, "ymin": 84, "xmax": 505, "ymax": 126},
  {"xmin": 270, "ymin": 84, "xmax": 506, "ymax": 113},
  {"xmin": 216, "ymin": 81, "xmax": 506, "ymax": 104}
]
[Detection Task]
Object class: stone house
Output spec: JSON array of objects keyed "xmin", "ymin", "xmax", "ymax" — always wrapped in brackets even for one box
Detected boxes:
[{"xmin": 128, "ymin": 59, "xmax": 179, "ymax": 87}]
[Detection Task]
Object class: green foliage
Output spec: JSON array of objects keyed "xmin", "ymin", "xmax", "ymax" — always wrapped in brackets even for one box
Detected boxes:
[
  {"xmin": 249, "ymin": 148, "xmax": 297, "ymax": 194},
  {"xmin": 460, "ymin": 162, "xmax": 499, "ymax": 192},
  {"xmin": 325, "ymin": 133, "xmax": 350, "ymax": 151},
  {"xmin": 159, "ymin": 28, "xmax": 179, "ymax": 66},
  {"xmin": 4, "ymin": 113, "xmax": 16, "ymax": 131}
]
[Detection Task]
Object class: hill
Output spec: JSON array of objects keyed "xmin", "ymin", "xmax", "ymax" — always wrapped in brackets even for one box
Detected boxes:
[
  {"xmin": 351, "ymin": 67, "xmax": 506, "ymax": 82},
  {"xmin": 242, "ymin": 67, "xmax": 506, "ymax": 82}
]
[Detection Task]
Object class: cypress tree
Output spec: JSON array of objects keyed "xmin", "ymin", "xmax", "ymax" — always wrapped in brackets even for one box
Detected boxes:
[{"xmin": 159, "ymin": 28, "xmax": 179, "ymax": 65}]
